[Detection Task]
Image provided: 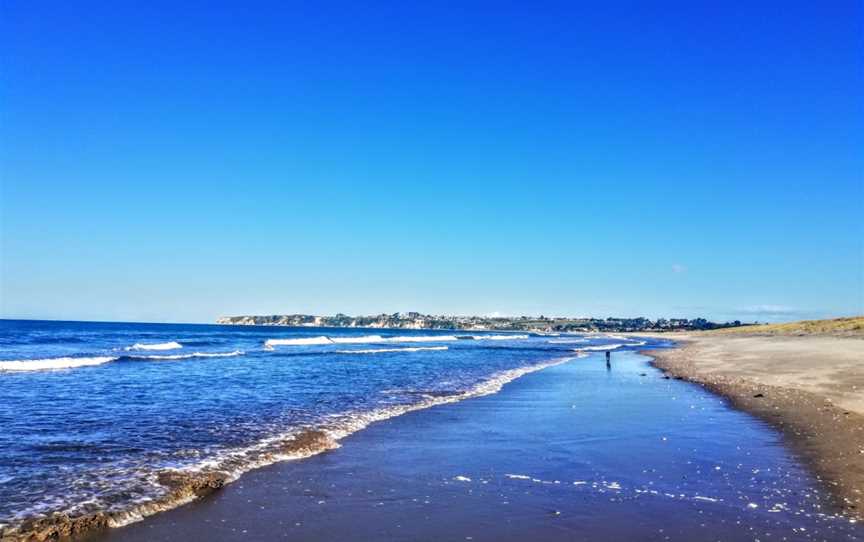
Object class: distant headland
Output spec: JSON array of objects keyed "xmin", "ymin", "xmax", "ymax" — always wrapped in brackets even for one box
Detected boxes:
[{"xmin": 216, "ymin": 312, "xmax": 747, "ymax": 333}]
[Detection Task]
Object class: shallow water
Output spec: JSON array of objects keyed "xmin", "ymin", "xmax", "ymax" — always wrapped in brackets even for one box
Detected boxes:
[
  {"xmin": 0, "ymin": 320, "xmax": 859, "ymax": 539},
  {"xmin": 109, "ymin": 351, "xmax": 863, "ymax": 541}
]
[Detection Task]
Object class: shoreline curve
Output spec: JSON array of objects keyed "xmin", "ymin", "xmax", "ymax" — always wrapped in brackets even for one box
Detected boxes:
[{"xmin": 643, "ymin": 338, "xmax": 863, "ymax": 522}]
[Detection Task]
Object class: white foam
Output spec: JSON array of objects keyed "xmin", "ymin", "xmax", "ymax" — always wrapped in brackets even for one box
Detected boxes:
[
  {"xmin": 0, "ymin": 356, "xmax": 118, "ymax": 372},
  {"xmin": 336, "ymin": 346, "xmax": 449, "ymax": 354},
  {"xmin": 20, "ymin": 353, "xmax": 577, "ymax": 533},
  {"xmin": 125, "ymin": 341, "xmax": 182, "ymax": 351},
  {"xmin": 575, "ymin": 344, "xmax": 625, "ymax": 352},
  {"xmin": 188, "ymin": 350, "xmax": 244, "ymax": 358},
  {"xmin": 172, "ymin": 355, "xmax": 577, "ymax": 507},
  {"xmin": 264, "ymin": 333, "xmax": 530, "ymax": 348},
  {"xmin": 128, "ymin": 350, "xmax": 244, "ymax": 361},
  {"xmin": 472, "ymin": 334, "xmax": 529, "ymax": 341},
  {"xmin": 265, "ymin": 335, "xmax": 463, "ymax": 347},
  {"xmin": 330, "ymin": 335, "xmax": 385, "ymax": 344},
  {"xmin": 564, "ymin": 337, "xmax": 646, "ymax": 350},
  {"xmin": 265, "ymin": 337, "xmax": 333, "ymax": 347},
  {"xmin": 319, "ymin": 355, "xmax": 576, "ymax": 445},
  {"xmin": 384, "ymin": 335, "xmax": 460, "ymax": 343}
]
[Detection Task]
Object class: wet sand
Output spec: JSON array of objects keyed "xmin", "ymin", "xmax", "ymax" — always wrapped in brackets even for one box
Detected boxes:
[
  {"xmin": 642, "ymin": 333, "xmax": 864, "ymax": 520},
  {"xmin": 101, "ymin": 352, "xmax": 862, "ymax": 542}
]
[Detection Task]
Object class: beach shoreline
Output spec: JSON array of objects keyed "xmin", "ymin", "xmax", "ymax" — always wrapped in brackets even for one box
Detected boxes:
[
  {"xmin": 104, "ymin": 350, "xmax": 860, "ymax": 541},
  {"xmin": 639, "ymin": 332, "xmax": 864, "ymax": 521},
  {"xmin": 0, "ymin": 356, "xmax": 577, "ymax": 542}
]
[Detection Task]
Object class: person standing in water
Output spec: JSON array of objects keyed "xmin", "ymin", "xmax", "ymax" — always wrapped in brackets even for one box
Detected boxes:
[{"xmin": 605, "ymin": 350, "xmax": 611, "ymax": 370}]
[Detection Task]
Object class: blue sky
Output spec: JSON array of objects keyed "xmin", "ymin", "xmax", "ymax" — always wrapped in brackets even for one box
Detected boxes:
[{"xmin": 1, "ymin": 1, "xmax": 862, "ymax": 323}]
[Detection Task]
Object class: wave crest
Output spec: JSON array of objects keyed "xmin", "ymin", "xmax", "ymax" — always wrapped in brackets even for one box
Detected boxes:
[
  {"xmin": 124, "ymin": 351, "xmax": 244, "ymax": 361},
  {"xmin": 391, "ymin": 335, "xmax": 460, "ymax": 342},
  {"xmin": 336, "ymin": 346, "xmax": 449, "ymax": 354},
  {"xmin": 575, "ymin": 344, "xmax": 625, "ymax": 352},
  {"xmin": 125, "ymin": 341, "xmax": 182, "ymax": 351},
  {"xmin": 573, "ymin": 341, "xmax": 644, "ymax": 352},
  {"xmin": 0, "ymin": 356, "xmax": 118, "ymax": 372},
  {"xmin": 330, "ymin": 335, "xmax": 385, "ymax": 344},
  {"xmin": 265, "ymin": 335, "xmax": 460, "ymax": 347},
  {"xmin": 265, "ymin": 337, "xmax": 333, "ymax": 347}
]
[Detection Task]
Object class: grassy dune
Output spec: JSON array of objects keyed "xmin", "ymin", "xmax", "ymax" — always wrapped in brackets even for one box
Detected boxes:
[{"xmin": 712, "ymin": 316, "xmax": 864, "ymax": 336}]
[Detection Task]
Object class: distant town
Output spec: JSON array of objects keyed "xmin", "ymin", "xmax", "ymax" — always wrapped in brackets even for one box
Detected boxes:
[{"xmin": 216, "ymin": 313, "xmax": 747, "ymax": 333}]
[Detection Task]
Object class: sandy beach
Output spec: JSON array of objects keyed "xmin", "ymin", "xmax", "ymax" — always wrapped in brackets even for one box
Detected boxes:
[{"xmin": 642, "ymin": 330, "xmax": 864, "ymax": 520}]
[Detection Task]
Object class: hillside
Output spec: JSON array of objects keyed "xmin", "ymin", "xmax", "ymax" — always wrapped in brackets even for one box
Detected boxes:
[{"xmin": 710, "ymin": 316, "xmax": 864, "ymax": 337}]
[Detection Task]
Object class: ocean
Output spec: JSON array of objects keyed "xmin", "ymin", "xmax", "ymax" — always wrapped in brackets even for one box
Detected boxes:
[
  {"xmin": 0, "ymin": 320, "xmax": 628, "ymax": 528},
  {"xmin": 0, "ymin": 320, "xmax": 859, "ymax": 540}
]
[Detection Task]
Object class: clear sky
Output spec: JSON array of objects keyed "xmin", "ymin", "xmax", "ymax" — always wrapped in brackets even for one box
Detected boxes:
[{"xmin": 1, "ymin": 1, "xmax": 862, "ymax": 323}]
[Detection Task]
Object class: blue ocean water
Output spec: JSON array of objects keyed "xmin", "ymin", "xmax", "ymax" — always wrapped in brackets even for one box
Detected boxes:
[
  {"xmin": 0, "ymin": 320, "xmax": 858, "ymax": 539},
  {"xmin": 0, "ymin": 320, "xmax": 623, "ymax": 528}
]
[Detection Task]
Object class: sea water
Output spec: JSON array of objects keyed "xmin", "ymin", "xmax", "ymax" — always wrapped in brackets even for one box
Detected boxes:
[{"xmin": 0, "ymin": 319, "xmax": 858, "ymax": 539}]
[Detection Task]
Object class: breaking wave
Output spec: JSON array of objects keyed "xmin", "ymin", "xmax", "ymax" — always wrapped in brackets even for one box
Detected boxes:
[
  {"xmin": 149, "ymin": 355, "xmax": 577, "ymax": 516},
  {"xmin": 5, "ymin": 354, "xmax": 576, "ymax": 537},
  {"xmin": 386, "ymin": 335, "xmax": 460, "ymax": 343},
  {"xmin": 574, "ymin": 341, "xmax": 646, "ymax": 352},
  {"xmin": 265, "ymin": 336, "xmax": 334, "ymax": 347},
  {"xmin": 123, "ymin": 351, "xmax": 245, "ymax": 361},
  {"xmin": 0, "ymin": 350, "xmax": 244, "ymax": 372},
  {"xmin": 264, "ymin": 335, "xmax": 457, "ymax": 347},
  {"xmin": 265, "ymin": 334, "xmax": 530, "ymax": 348},
  {"xmin": 330, "ymin": 335, "xmax": 385, "ymax": 344},
  {"xmin": 0, "ymin": 356, "xmax": 118, "ymax": 372},
  {"xmin": 574, "ymin": 344, "xmax": 626, "ymax": 352},
  {"xmin": 125, "ymin": 341, "xmax": 183, "ymax": 351},
  {"xmin": 335, "ymin": 346, "xmax": 449, "ymax": 354}
]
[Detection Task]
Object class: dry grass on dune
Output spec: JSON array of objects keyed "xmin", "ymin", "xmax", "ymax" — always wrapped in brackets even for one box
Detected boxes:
[{"xmin": 711, "ymin": 316, "xmax": 864, "ymax": 337}]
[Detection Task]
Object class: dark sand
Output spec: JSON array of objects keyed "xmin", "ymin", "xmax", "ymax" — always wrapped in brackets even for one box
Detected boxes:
[
  {"xmin": 99, "ymin": 352, "xmax": 862, "ymax": 542},
  {"xmin": 644, "ymin": 334, "xmax": 864, "ymax": 521}
]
